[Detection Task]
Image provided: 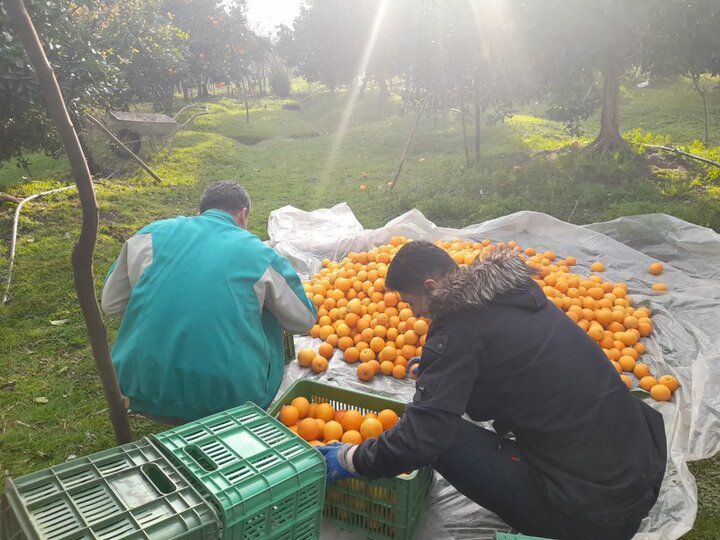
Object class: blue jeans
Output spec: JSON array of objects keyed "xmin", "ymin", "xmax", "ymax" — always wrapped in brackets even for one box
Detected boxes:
[{"xmin": 433, "ymin": 420, "xmax": 650, "ymax": 540}]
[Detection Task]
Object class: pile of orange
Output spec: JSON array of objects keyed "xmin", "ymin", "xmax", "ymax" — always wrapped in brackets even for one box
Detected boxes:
[
  {"xmin": 298, "ymin": 237, "xmax": 679, "ymax": 402},
  {"xmin": 278, "ymin": 396, "xmax": 400, "ymax": 446}
]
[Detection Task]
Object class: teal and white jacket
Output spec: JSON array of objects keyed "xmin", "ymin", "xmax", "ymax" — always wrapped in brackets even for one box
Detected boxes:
[{"xmin": 101, "ymin": 209, "xmax": 316, "ymax": 420}]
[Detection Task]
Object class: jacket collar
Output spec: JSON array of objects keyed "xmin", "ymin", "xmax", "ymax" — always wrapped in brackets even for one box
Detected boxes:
[
  {"xmin": 201, "ymin": 209, "xmax": 239, "ymax": 227},
  {"xmin": 428, "ymin": 246, "xmax": 538, "ymax": 320}
]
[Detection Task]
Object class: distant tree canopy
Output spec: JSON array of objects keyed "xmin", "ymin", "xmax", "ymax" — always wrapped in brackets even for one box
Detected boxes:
[{"xmin": 2, "ymin": 0, "xmax": 720, "ymax": 167}]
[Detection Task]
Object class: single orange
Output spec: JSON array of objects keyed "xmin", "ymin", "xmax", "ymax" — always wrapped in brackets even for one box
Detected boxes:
[
  {"xmin": 360, "ymin": 418, "xmax": 384, "ymax": 440},
  {"xmin": 316, "ymin": 403, "xmax": 334, "ymax": 422},
  {"xmin": 380, "ymin": 361, "xmax": 395, "ymax": 376},
  {"xmin": 658, "ymin": 375, "xmax": 680, "ymax": 392},
  {"xmin": 357, "ymin": 362, "xmax": 375, "ymax": 381},
  {"xmin": 318, "ymin": 342, "xmax": 334, "ymax": 359},
  {"xmin": 649, "ymin": 262, "xmax": 664, "ymax": 275},
  {"xmin": 297, "ymin": 349, "xmax": 315, "ymax": 367},
  {"xmin": 392, "ymin": 364, "xmax": 407, "ymax": 379},
  {"xmin": 620, "ymin": 374, "xmax": 633, "ymax": 389},
  {"xmin": 279, "ymin": 405, "xmax": 299, "ymax": 427},
  {"xmin": 311, "ymin": 356, "xmax": 329, "ymax": 373},
  {"xmin": 378, "ymin": 409, "xmax": 399, "ymax": 430},
  {"xmin": 341, "ymin": 430, "xmax": 364, "ymax": 444},
  {"xmin": 291, "ymin": 397, "xmax": 310, "ymax": 419},
  {"xmin": 639, "ymin": 376, "xmax": 658, "ymax": 392},
  {"xmin": 324, "ymin": 420, "xmax": 343, "ymax": 441},
  {"xmin": 344, "ymin": 347, "xmax": 360, "ymax": 363},
  {"xmin": 297, "ymin": 418, "xmax": 321, "ymax": 441},
  {"xmin": 650, "ymin": 384, "xmax": 672, "ymax": 402},
  {"xmin": 341, "ymin": 410, "xmax": 364, "ymax": 432}
]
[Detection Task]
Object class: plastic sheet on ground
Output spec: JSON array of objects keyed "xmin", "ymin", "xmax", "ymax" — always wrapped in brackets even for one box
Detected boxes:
[{"xmin": 268, "ymin": 205, "xmax": 720, "ymax": 540}]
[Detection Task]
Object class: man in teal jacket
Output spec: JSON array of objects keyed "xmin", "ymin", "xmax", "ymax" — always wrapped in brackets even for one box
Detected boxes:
[{"xmin": 101, "ymin": 182, "xmax": 316, "ymax": 423}]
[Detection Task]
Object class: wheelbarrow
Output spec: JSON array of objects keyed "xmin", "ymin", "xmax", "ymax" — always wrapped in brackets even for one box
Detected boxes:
[{"xmin": 107, "ymin": 104, "xmax": 208, "ymax": 157}]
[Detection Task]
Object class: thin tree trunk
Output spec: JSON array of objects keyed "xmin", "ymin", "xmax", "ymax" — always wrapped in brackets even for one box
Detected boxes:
[
  {"xmin": 4, "ymin": 0, "xmax": 131, "ymax": 444},
  {"xmin": 389, "ymin": 97, "xmax": 428, "ymax": 190},
  {"xmin": 691, "ymin": 73, "xmax": 710, "ymax": 145},
  {"xmin": 459, "ymin": 100, "xmax": 470, "ymax": 168},
  {"xmin": 241, "ymin": 79, "xmax": 250, "ymax": 123},
  {"xmin": 588, "ymin": 60, "xmax": 625, "ymax": 153},
  {"xmin": 182, "ymin": 81, "xmax": 189, "ymax": 101},
  {"xmin": 474, "ymin": 96, "xmax": 482, "ymax": 162}
]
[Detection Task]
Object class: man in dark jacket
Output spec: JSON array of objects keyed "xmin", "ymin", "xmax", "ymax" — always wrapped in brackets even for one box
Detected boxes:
[{"xmin": 318, "ymin": 241, "xmax": 667, "ymax": 539}]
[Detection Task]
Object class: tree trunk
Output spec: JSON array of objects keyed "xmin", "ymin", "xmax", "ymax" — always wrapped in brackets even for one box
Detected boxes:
[
  {"xmin": 69, "ymin": 108, "xmax": 102, "ymax": 175},
  {"xmin": 459, "ymin": 101, "xmax": 470, "ymax": 168},
  {"xmin": 474, "ymin": 96, "xmax": 482, "ymax": 162},
  {"xmin": 4, "ymin": 0, "xmax": 132, "ymax": 444},
  {"xmin": 241, "ymin": 79, "xmax": 250, "ymax": 124},
  {"xmin": 389, "ymin": 97, "xmax": 428, "ymax": 190},
  {"xmin": 691, "ymin": 73, "xmax": 710, "ymax": 145},
  {"xmin": 587, "ymin": 60, "xmax": 625, "ymax": 153},
  {"xmin": 182, "ymin": 81, "xmax": 189, "ymax": 101}
]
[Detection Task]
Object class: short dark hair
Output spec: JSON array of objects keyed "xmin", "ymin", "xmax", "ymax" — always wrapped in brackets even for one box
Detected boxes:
[
  {"xmin": 199, "ymin": 182, "xmax": 251, "ymax": 214},
  {"xmin": 385, "ymin": 240, "xmax": 458, "ymax": 294}
]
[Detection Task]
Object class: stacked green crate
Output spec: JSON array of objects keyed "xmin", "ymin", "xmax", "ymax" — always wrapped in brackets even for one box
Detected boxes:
[
  {"xmin": 153, "ymin": 402, "xmax": 326, "ymax": 540},
  {"xmin": 1, "ymin": 438, "xmax": 220, "ymax": 539}
]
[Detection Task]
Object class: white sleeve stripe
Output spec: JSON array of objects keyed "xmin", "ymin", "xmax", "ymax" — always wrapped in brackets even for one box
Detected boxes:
[
  {"xmin": 126, "ymin": 234, "xmax": 153, "ymax": 286},
  {"xmin": 258, "ymin": 266, "xmax": 316, "ymax": 334},
  {"xmin": 100, "ymin": 233, "xmax": 153, "ymax": 319}
]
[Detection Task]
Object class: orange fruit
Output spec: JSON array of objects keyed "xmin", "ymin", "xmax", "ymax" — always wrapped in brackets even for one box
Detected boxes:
[
  {"xmin": 639, "ymin": 376, "xmax": 658, "ymax": 392},
  {"xmin": 311, "ymin": 356, "xmax": 329, "ymax": 373},
  {"xmin": 378, "ymin": 409, "xmax": 399, "ymax": 430},
  {"xmin": 308, "ymin": 440, "xmax": 323, "ymax": 446},
  {"xmin": 337, "ymin": 336, "xmax": 354, "ymax": 351},
  {"xmin": 652, "ymin": 283, "xmax": 668, "ymax": 292},
  {"xmin": 621, "ymin": 347, "xmax": 639, "ymax": 360},
  {"xmin": 384, "ymin": 292, "xmax": 399, "ymax": 307},
  {"xmin": 341, "ymin": 410, "xmax": 364, "ymax": 432},
  {"xmin": 413, "ymin": 320, "xmax": 429, "ymax": 336},
  {"xmin": 379, "ymin": 346, "xmax": 397, "ymax": 362},
  {"xmin": 591, "ymin": 262, "xmax": 605, "ymax": 272},
  {"xmin": 316, "ymin": 403, "xmax": 334, "ymax": 422},
  {"xmin": 370, "ymin": 337, "xmax": 385, "ymax": 353},
  {"xmin": 307, "ymin": 403, "xmax": 318, "ymax": 419},
  {"xmin": 367, "ymin": 359, "xmax": 381, "ymax": 374},
  {"xmin": 392, "ymin": 364, "xmax": 407, "ymax": 379},
  {"xmin": 633, "ymin": 363, "xmax": 651, "ymax": 379},
  {"xmin": 359, "ymin": 348, "xmax": 376, "ymax": 362},
  {"xmin": 380, "ymin": 361, "xmax": 395, "ymax": 375},
  {"xmin": 297, "ymin": 349, "xmax": 315, "ymax": 367},
  {"xmin": 611, "ymin": 361, "xmax": 623, "ymax": 374},
  {"xmin": 297, "ymin": 418, "xmax": 321, "ymax": 441},
  {"xmin": 325, "ymin": 334, "xmax": 339, "ymax": 347},
  {"xmin": 291, "ymin": 397, "xmax": 310, "ymax": 419},
  {"xmin": 649, "ymin": 262, "xmax": 664, "ymax": 275},
  {"xmin": 618, "ymin": 355, "xmax": 636, "ymax": 373},
  {"xmin": 341, "ymin": 430, "xmax": 364, "ymax": 444},
  {"xmin": 315, "ymin": 418, "xmax": 326, "ymax": 433},
  {"xmin": 324, "ymin": 420, "xmax": 344, "ymax": 441},
  {"xmin": 650, "ymin": 384, "xmax": 672, "ymax": 402},
  {"xmin": 318, "ymin": 342, "xmax": 334, "ymax": 359},
  {"xmin": 658, "ymin": 375, "xmax": 680, "ymax": 392},
  {"xmin": 357, "ymin": 362, "xmax": 375, "ymax": 381},
  {"xmin": 279, "ymin": 405, "xmax": 299, "ymax": 427},
  {"xmin": 360, "ymin": 418, "xmax": 384, "ymax": 440},
  {"xmin": 344, "ymin": 347, "xmax": 360, "ymax": 363},
  {"xmin": 620, "ymin": 374, "xmax": 633, "ymax": 389}
]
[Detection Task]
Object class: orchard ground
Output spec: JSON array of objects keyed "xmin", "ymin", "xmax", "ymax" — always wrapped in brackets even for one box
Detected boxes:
[{"xmin": 0, "ymin": 78, "xmax": 718, "ymax": 537}]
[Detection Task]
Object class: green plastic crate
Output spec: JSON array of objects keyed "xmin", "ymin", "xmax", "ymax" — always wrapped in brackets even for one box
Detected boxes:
[
  {"xmin": 268, "ymin": 379, "xmax": 435, "ymax": 540},
  {"xmin": 0, "ymin": 437, "xmax": 220, "ymax": 540},
  {"xmin": 152, "ymin": 401, "xmax": 325, "ymax": 540}
]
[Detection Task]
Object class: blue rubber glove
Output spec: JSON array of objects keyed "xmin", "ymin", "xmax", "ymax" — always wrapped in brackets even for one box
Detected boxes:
[
  {"xmin": 407, "ymin": 356, "xmax": 421, "ymax": 379},
  {"xmin": 316, "ymin": 443, "xmax": 358, "ymax": 483}
]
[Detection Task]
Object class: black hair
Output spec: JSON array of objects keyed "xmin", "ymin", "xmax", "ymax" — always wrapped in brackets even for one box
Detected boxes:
[
  {"xmin": 199, "ymin": 181, "xmax": 251, "ymax": 214},
  {"xmin": 385, "ymin": 240, "xmax": 458, "ymax": 294}
]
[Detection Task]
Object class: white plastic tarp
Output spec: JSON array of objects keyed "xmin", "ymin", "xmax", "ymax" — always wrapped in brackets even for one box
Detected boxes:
[{"xmin": 268, "ymin": 205, "xmax": 720, "ymax": 540}]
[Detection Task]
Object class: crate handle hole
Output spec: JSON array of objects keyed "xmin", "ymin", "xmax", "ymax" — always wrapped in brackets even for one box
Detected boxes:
[
  {"xmin": 141, "ymin": 464, "xmax": 176, "ymax": 494},
  {"xmin": 185, "ymin": 445, "xmax": 217, "ymax": 472}
]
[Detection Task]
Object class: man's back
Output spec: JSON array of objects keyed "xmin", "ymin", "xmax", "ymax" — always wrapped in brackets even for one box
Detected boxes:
[{"xmin": 103, "ymin": 209, "xmax": 315, "ymax": 420}]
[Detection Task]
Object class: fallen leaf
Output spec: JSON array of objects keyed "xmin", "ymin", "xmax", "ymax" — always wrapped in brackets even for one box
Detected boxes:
[
  {"xmin": 34, "ymin": 396, "xmax": 49, "ymax": 404},
  {"xmin": 66, "ymin": 454, "xmax": 77, "ymax": 462},
  {"xmin": 50, "ymin": 319, "xmax": 69, "ymax": 326}
]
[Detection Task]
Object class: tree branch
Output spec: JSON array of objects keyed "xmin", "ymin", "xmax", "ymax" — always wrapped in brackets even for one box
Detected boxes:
[{"xmin": 3, "ymin": 0, "xmax": 132, "ymax": 444}]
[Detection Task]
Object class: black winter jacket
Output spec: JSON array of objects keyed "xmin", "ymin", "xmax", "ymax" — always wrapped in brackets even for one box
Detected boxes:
[{"xmin": 353, "ymin": 248, "xmax": 666, "ymax": 520}]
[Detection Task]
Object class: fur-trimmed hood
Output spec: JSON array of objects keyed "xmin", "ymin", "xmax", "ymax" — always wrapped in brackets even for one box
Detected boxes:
[{"xmin": 428, "ymin": 246, "xmax": 537, "ymax": 320}]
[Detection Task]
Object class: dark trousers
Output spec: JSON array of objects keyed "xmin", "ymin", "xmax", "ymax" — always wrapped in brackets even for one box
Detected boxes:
[{"xmin": 433, "ymin": 420, "xmax": 650, "ymax": 540}]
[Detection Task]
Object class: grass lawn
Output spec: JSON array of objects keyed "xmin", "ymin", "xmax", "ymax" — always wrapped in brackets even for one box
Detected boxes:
[{"xmin": 1, "ymin": 79, "xmax": 719, "ymax": 537}]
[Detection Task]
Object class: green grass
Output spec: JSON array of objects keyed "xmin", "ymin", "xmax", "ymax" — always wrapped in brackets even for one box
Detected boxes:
[
  {"xmin": 1, "ymin": 79, "xmax": 719, "ymax": 537},
  {"xmin": 0, "ymin": 153, "xmax": 70, "ymax": 188}
]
